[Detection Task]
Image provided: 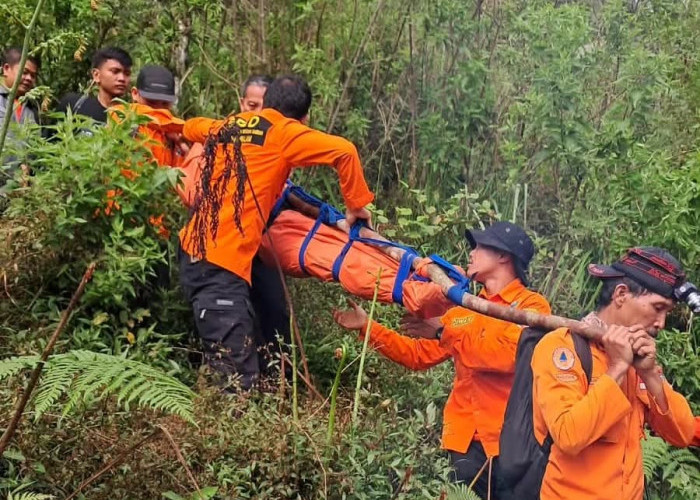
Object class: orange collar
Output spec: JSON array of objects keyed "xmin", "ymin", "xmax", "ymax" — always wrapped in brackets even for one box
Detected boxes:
[{"xmin": 478, "ymin": 278, "xmax": 526, "ymax": 304}]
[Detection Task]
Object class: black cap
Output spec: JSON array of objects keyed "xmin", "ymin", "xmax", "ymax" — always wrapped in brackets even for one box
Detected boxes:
[
  {"xmin": 588, "ymin": 247, "xmax": 686, "ymax": 299},
  {"xmin": 466, "ymin": 221, "xmax": 535, "ymax": 285},
  {"xmin": 136, "ymin": 65, "xmax": 176, "ymax": 103}
]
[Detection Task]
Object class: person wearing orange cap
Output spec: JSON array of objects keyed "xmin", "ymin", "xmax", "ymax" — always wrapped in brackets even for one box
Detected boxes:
[
  {"xmin": 334, "ymin": 221, "xmax": 551, "ymax": 498},
  {"xmin": 531, "ymin": 247, "xmax": 695, "ymax": 500}
]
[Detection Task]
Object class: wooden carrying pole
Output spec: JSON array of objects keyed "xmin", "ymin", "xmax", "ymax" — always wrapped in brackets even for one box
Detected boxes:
[{"xmin": 284, "ymin": 194, "xmax": 605, "ymax": 342}]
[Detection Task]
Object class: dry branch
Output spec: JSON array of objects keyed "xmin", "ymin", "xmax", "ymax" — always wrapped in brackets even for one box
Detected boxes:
[{"xmin": 0, "ymin": 262, "xmax": 96, "ymax": 457}]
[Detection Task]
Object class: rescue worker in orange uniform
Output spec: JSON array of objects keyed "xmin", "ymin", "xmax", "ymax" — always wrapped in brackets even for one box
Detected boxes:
[
  {"xmin": 111, "ymin": 65, "xmax": 189, "ymax": 167},
  {"xmin": 334, "ymin": 221, "xmax": 551, "ymax": 498},
  {"xmin": 179, "ymin": 74, "xmax": 374, "ymax": 391},
  {"xmin": 531, "ymin": 247, "xmax": 695, "ymax": 500},
  {"xmin": 108, "ymin": 65, "xmax": 189, "ymax": 238}
]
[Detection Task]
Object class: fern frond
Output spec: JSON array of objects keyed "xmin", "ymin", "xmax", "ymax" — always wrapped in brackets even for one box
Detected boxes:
[
  {"xmin": 1, "ymin": 350, "xmax": 196, "ymax": 424},
  {"xmin": 0, "ymin": 355, "xmax": 40, "ymax": 381},
  {"xmin": 7, "ymin": 491, "xmax": 54, "ymax": 500},
  {"xmin": 445, "ymin": 483, "xmax": 483, "ymax": 500},
  {"xmin": 51, "ymin": 351, "xmax": 195, "ymax": 423},
  {"xmin": 32, "ymin": 354, "xmax": 83, "ymax": 418},
  {"xmin": 642, "ymin": 435, "xmax": 669, "ymax": 479}
]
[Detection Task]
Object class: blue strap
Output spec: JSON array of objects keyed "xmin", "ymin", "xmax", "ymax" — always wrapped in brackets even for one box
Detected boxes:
[
  {"xmin": 270, "ymin": 181, "xmax": 346, "ymax": 223},
  {"xmin": 392, "ymin": 250, "xmax": 418, "ymax": 305},
  {"xmin": 299, "ymin": 217, "xmax": 324, "ymax": 275},
  {"xmin": 269, "ymin": 180, "xmax": 294, "ymax": 221},
  {"xmin": 447, "ymin": 284, "xmax": 468, "ymax": 306},
  {"xmin": 428, "ymin": 253, "xmax": 471, "ymax": 306},
  {"xmin": 299, "ymin": 203, "xmax": 345, "ymax": 275},
  {"xmin": 331, "ymin": 223, "xmax": 365, "ymax": 281}
]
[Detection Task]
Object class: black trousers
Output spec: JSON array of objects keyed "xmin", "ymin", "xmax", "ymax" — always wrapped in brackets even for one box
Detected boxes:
[
  {"xmin": 250, "ymin": 255, "xmax": 291, "ymax": 372},
  {"xmin": 449, "ymin": 442, "xmax": 502, "ymax": 500},
  {"xmin": 179, "ymin": 247, "xmax": 259, "ymax": 391}
]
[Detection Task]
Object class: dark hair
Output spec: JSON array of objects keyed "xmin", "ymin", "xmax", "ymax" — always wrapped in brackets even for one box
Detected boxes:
[
  {"xmin": 241, "ymin": 74, "xmax": 273, "ymax": 98},
  {"xmin": 262, "ymin": 75, "xmax": 312, "ymax": 120},
  {"xmin": 2, "ymin": 47, "xmax": 41, "ymax": 68},
  {"xmin": 92, "ymin": 46, "xmax": 132, "ymax": 70},
  {"xmin": 595, "ymin": 277, "xmax": 649, "ymax": 310}
]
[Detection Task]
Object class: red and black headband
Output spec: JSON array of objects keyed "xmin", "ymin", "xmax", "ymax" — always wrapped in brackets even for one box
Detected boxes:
[{"xmin": 588, "ymin": 247, "xmax": 686, "ymax": 299}]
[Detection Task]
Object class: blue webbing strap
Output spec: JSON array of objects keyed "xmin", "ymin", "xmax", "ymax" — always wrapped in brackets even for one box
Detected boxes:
[
  {"xmin": 269, "ymin": 180, "xmax": 295, "ymax": 222},
  {"xmin": 331, "ymin": 223, "xmax": 363, "ymax": 281},
  {"xmin": 299, "ymin": 203, "xmax": 345, "ymax": 275},
  {"xmin": 428, "ymin": 253, "xmax": 471, "ymax": 306},
  {"xmin": 392, "ymin": 250, "xmax": 418, "ymax": 305}
]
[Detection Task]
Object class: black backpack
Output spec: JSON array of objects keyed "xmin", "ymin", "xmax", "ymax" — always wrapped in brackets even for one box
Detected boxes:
[{"xmin": 497, "ymin": 328, "xmax": 592, "ymax": 500}]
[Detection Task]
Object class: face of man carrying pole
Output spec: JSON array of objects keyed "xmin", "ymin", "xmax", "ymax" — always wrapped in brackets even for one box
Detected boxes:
[{"xmin": 531, "ymin": 246, "xmax": 695, "ymax": 500}]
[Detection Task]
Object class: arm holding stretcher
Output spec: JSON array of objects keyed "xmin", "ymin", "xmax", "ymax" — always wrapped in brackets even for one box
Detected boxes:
[{"xmin": 333, "ymin": 300, "xmax": 451, "ymax": 370}]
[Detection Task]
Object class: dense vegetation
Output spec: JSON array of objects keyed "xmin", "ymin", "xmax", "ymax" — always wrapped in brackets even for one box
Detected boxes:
[{"xmin": 1, "ymin": 0, "xmax": 699, "ymax": 498}]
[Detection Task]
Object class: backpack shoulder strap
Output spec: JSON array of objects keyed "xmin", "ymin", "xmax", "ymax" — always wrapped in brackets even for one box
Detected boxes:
[
  {"xmin": 572, "ymin": 333, "xmax": 593, "ymax": 385},
  {"xmin": 72, "ymin": 94, "xmax": 89, "ymax": 114}
]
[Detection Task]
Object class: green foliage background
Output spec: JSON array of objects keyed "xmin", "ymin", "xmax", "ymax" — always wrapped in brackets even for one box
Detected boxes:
[{"xmin": 1, "ymin": 0, "xmax": 699, "ymax": 498}]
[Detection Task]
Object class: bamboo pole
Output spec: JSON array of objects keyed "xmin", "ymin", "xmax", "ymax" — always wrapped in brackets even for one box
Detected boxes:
[{"xmin": 283, "ymin": 194, "xmax": 605, "ymax": 341}]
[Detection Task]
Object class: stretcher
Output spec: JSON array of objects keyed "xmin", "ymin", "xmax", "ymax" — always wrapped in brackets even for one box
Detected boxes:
[{"xmin": 257, "ymin": 184, "xmax": 470, "ymax": 318}]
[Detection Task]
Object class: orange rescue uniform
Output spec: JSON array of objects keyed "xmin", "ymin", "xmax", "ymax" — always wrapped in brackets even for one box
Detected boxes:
[
  {"xmin": 363, "ymin": 279, "xmax": 551, "ymax": 455},
  {"xmin": 179, "ymin": 108, "xmax": 374, "ymax": 284},
  {"xmin": 110, "ymin": 103, "xmax": 186, "ymax": 167},
  {"xmin": 107, "ymin": 104, "xmax": 187, "ymax": 238},
  {"xmin": 532, "ymin": 328, "xmax": 695, "ymax": 500}
]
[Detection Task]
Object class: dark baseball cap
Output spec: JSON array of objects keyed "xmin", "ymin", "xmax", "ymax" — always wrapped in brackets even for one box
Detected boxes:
[
  {"xmin": 466, "ymin": 221, "xmax": 535, "ymax": 285},
  {"xmin": 136, "ymin": 65, "xmax": 176, "ymax": 103},
  {"xmin": 588, "ymin": 247, "xmax": 686, "ymax": 299}
]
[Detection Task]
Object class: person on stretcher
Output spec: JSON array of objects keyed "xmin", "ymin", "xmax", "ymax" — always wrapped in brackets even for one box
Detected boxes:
[{"xmin": 334, "ymin": 221, "xmax": 550, "ymax": 499}]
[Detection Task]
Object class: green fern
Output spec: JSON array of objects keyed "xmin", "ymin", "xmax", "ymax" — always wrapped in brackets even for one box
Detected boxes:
[
  {"xmin": 0, "ymin": 350, "xmax": 196, "ymax": 424},
  {"xmin": 445, "ymin": 483, "xmax": 483, "ymax": 500},
  {"xmin": 642, "ymin": 435, "xmax": 670, "ymax": 479},
  {"xmin": 643, "ymin": 435, "xmax": 700, "ymax": 500},
  {"xmin": 7, "ymin": 493, "xmax": 54, "ymax": 500},
  {"xmin": 0, "ymin": 355, "xmax": 40, "ymax": 380},
  {"xmin": 6, "ymin": 484, "xmax": 54, "ymax": 500}
]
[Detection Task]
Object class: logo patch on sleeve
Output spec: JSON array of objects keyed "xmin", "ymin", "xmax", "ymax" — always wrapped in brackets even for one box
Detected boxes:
[
  {"xmin": 451, "ymin": 316, "xmax": 474, "ymax": 327},
  {"xmin": 552, "ymin": 347, "xmax": 575, "ymax": 371}
]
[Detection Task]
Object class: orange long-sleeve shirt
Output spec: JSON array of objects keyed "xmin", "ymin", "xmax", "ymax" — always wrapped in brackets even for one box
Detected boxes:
[
  {"xmin": 179, "ymin": 108, "xmax": 374, "ymax": 284},
  {"xmin": 363, "ymin": 279, "xmax": 551, "ymax": 456},
  {"xmin": 532, "ymin": 328, "xmax": 695, "ymax": 500},
  {"xmin": 110, "ymin": 103, "xmax": 186, "ymax": 167}
]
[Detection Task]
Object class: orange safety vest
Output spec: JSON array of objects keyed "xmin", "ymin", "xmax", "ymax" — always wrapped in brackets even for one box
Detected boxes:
[
  {"xmin": 532, "ymin": 328, "xmax": 695, "ymax": 500},
  {"xmin": 179, "ymin": 108, "xmax": 374, "ymax": 284},
  {"xmin": 364, "ymin": 279, "xmax": 551, "ymax": 455}
]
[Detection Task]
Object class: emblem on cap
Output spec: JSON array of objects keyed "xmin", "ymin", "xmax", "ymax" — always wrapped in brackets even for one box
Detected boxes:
[{"xmin": 552, "ymin": 347, "xmax": 575, "ymax": 371}]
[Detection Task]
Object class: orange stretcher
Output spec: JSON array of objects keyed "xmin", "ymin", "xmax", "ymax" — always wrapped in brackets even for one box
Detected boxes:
[
  {"xmin": 173, "ymin": 150, "xmax": 468, "ymax": 317},
  {"xmin": 256, "ymin": 184, "xmax": 468, "ymax": 318}
]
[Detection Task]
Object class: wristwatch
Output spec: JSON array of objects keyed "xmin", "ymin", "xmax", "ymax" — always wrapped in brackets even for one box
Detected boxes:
[{"xmin": 435, "ymin": 326, "xmax": 444, "ymax": 340}]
